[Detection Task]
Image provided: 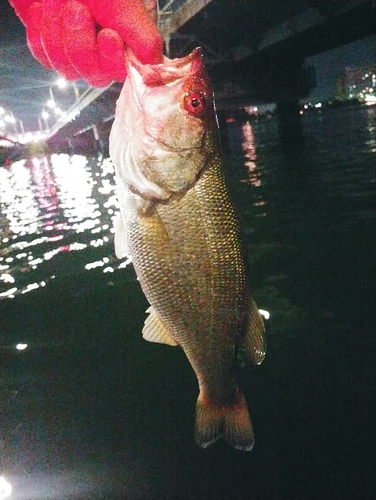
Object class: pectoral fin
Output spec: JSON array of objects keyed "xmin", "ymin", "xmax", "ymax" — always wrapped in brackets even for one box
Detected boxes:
[
  {"xmin": 114, "ymin": 212, "xmax": 130, "ymax": 259},
  {"xmin": 142, "ymin": 306, "xmax": 178, "ymax": 346},
  {"xmin": 239, "ymin": 293, "xmax": 266, "ymax": 365}
]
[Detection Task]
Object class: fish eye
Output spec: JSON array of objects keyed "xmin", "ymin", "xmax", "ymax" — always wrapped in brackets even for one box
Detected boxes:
[{"xmin": 184, "ymin": 93, "xmax": 206, "ymax": 115}]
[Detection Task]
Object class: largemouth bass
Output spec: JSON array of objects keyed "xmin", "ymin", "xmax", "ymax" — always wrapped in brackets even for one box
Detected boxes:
[{"xmin": 109, "ymin": 47, "xmax": 265, "ymax": 451}]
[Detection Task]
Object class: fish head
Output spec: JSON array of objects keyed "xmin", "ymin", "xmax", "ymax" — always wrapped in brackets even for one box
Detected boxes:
[{"xmin": 110, "ymin": 48, "xmax": 218, "ymax": 200}]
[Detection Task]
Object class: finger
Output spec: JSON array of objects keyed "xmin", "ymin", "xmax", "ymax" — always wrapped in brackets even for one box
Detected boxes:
[
  {"xmin": 89, "ymin": 0, "xmax": 164, "ymax": 65},
  {"xmin": 97, "ymin": 29, "xmax": 127, "ymax": 82},
  {"xmin": 62, "ymin": 0, "xmax": 112, "ymax": 87},
  {"xmin": 40, "ymin": 0, "xmax": 81, "ymax": 80},
  {"xmin": 24, "ymin": 2, "xmax": 52, "ymax": 69},
  {"xmin": 9, "ymin": 0, "xmax": 35, "ymax": 25}
]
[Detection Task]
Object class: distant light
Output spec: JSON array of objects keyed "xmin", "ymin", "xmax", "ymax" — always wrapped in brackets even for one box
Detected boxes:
[
  {"xmin": 54, "ymin": 107, "xmax": 62, "ymax": 115},
  {"xmin": 0, "ymin": 476, "xmax": 12, "ymax": 499},
  {"xmin": 365, "ymin": 94, "xmax": 376, "ymax": 105},
  {"xmin": 16, "ymin": 343, "xmax": 28, "ymax": 350},
  {"xmin": 47, "ymin": 99, "xmax": 55, "ymax": 108},
  {"xmin": 24, "ymin": 132, "xmax": 33, "ymax": 142},
  {"xmin": 42, "ymin": 110, "xmax": 49, "ymax": 119},
  {"xmin": 0, "ymin": 107, "xmax": 4, "ymax": 115},
  {"xmin": 259, "ymin": 309, "xmax": 270, "ymax": 320},
  {"xmin": 314, "ymin": 102, "xmax": 322, "ymax": 108}
]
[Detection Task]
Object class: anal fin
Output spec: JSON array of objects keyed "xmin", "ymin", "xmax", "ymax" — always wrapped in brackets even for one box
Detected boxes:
[{"xmin": 142, "ymin": 306, "xmax": 178, "ymax": 346}]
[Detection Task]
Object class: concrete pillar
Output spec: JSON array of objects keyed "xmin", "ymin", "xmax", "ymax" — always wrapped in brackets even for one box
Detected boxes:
[
  {"xmin": 276, "ymin": 99, "xmax": 304, "ymax": 152},
  {"xmin": 274, "ymin": 58, "xmax": 315, "ymax": 152}
]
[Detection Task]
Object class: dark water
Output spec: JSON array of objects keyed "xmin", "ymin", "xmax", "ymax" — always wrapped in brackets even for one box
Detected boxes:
[{"xmin": 1, "ymin": 105, "xmax": 375, "ymax": 499}]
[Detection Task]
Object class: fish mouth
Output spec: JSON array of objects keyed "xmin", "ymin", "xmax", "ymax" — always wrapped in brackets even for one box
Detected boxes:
[
  {"xmin": 126, "ymin": 47, "xmax": 207, "ymax": 154},
  {"xmin": 115, "ymin": 47, "xmax": 209, "ymax": 199},
  {"xmin": 126, "ymin": 47, "xmax": 204, "ymax": 86}
]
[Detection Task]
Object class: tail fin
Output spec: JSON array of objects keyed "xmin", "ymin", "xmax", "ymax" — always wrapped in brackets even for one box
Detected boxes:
[{"xmin": 194, "ymin": 391, "xmax": 254, "ymax": 451}]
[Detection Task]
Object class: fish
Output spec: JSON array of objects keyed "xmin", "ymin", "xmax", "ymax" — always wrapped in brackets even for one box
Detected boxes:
[{"xmin": 109, "ymin": 47, "xmax": 265, "ymax": 451}]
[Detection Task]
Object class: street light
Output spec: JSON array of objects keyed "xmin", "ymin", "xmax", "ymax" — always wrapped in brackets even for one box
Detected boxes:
[
  {"xmin": 56, "ymin": 77, "xmax": 67, "ymax": 89},
  {"xmin": 47, "ymin": 86, "xmax": 58, "ymax": 112},
  {"xmin": 47, "ymin": 80, "xmax": 73, "ymax": 107},
  {"xmin": 55, "ymin": 77, "xmax": 80, "ymax": 100},
  {"xmin": 46, "ymin": 79, "xmax": 79, "ymax": 127},
  {"xmin": 3, "ymin": 111, "xmax": 18, "ymax": 135},
  {"xmin": 41, "ymin": 108, "xmax": 50, "ymax": 132}
]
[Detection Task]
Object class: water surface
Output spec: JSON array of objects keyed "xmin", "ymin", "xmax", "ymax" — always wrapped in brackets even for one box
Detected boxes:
[{"xmin": 1, "ymin": 105, "xmax": 375, "ymax": 499}]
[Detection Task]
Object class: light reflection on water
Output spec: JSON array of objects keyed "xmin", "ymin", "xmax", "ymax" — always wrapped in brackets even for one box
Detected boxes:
[
  {"xmin": 1, "ymin": 105, "xmax": 375, "ymax": 304},
  {"xmin": 241, "ymin": 121, "xmax": 260, "ymax": 187},
  {"xmin": 0, "ymin": 153, "xmax": 131, "ymax": 299}
]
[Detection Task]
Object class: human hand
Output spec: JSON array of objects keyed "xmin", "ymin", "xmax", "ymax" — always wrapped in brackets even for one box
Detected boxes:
[{"xmin": 9, "ymin": 0, "xmax": 163, "ymax": 87}]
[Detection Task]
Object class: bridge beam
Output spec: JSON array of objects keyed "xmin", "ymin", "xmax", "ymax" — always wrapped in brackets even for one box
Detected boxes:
[{"xmin": 159, "ymin": 0, "xmax": 214, "ymax": 37}]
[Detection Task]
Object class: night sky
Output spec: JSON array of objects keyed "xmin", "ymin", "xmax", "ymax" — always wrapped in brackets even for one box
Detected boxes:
[
  {"xmin": 0, "ymin": 0, "xmax": 375, "ymax": 126},
  {"xmin": 307, "ymin": 34, "xmax": 376, "ymax": 102}
]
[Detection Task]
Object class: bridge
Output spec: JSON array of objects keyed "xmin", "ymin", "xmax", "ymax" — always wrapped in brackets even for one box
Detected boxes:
[{"xmin": 7, "ymin": 0, "xmax": 375, "ymax": 151}]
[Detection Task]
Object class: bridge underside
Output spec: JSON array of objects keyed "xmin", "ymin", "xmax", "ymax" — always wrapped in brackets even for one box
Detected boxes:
[
  {"xmin": 45, "ymin": 0, "xmax": 375, "ymax": 152},
  {"xmin": 161, "ymin": 0, "xmax": 375, "ymax": 103}
]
